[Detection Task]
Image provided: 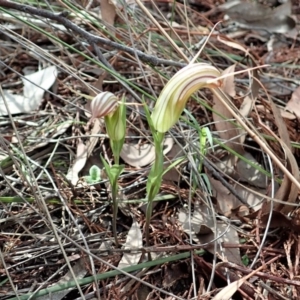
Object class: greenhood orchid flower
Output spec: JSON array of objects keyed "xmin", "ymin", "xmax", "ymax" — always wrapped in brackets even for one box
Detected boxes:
[
  {"xmin": 90, "ymin": 92, "xmax": 127, "ymax": 247},
  {"xmin": 91, "ymin": 91, "xmax": 119, "ymax": 119},
  {"xmin": 151, "ymin": 63, "xmax": 223, "ymax": 133},
  {"xmin": 104, "ymin": 96, "xmax": 126, "ymax": 142},
  {"xmin": 90, "ymin": 92, "xmax": 126, "ymax": 163}
]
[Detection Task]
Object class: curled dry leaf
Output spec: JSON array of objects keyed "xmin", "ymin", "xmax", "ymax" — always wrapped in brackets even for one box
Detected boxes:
[
  {"xmin": 66, "ymin": 141, "xmax": 88, "ymax": 185},
  {"xmin": 0, "ymin": 66, "xmax": 57, "ymax": 116},
  {"xmin": 210, "ymin": 176, "xmax": 266, "ymax": 216},
  {"xmin": 285, "ymin": 86, "xmax": 300, "ymax": 119},
  {"xmin": 281, "ymin": 109, "xmax": 296, "ymax": 120},
  {"xmin": 236, "ymin": 152, "xmax": 268, "ymax": 188},
  {"xmin": 212, "ymin": 276, "xmax": 245, "ymax": 300},
  {"xmin": 212, "ymin": 64, "xmax": 244, "ymax": 155},
  {"xmin": 264, "ymin": 95, "xmax": 299, "ymax": 215},
  {"xmin": 100, "ymin": 0, "xmax": 116, "ymax": 35},
  {"xmin": 217, "ymin": 35, "xmax": 249, "ymax": 54},
  {"xmin": 220, "ymin": 64, "xmax": 236, "ymax": 97},
  {"xmin": 117, "ymin": 218, "xmax": 143, "ymax": 269},
  {"xmin": 225, "ymin": 0, "xmax": 296, "ymax": 34},
  {"xmin": 178, "ymin": 202, "xmax": 242, "ymax": 264},
  {"xmin": 120, "ymin": 137, "xmax": 174, "ymax": 168},
  {"xmin": 214, "ymin": 152, "xmax": 268, "ymax": 189}
]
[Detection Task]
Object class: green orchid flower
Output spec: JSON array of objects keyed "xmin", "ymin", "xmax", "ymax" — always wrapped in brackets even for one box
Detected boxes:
[
  {"xmin": 90, "ymin": 91, "xmax": 119, "ymax": 119},
  {"xmin": 151, "ymin": 63, "xmax": 222, "ymax": 133}
]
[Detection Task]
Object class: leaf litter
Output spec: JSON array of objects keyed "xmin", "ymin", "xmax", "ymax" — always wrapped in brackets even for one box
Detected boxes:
[
  {"xmin": 0, "ymin": 65, "xmax": 57, "ymax": 116},
  {"xmin": 1, "ymin": 0, "xmax": 300, "ymax": 299}
]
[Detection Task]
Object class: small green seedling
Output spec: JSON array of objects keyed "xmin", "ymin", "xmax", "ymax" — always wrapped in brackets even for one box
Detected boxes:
[
  {"xmin": 242, "ymin": 255, "xmax": 250, "ymax": 266},
  {"xmin": 84, "ymin": 165, "xmax": 101, "ymax": 184}
]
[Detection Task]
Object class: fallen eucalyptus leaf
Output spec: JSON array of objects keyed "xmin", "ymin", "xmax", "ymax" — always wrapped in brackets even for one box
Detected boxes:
[
  {"xmin": 0, "ymin": 66, "xmax": 57, "ymax": 116},
  {"xmin": 66, "ymin": 141, "xmax": 88, "ymax": 185},
  {"xmin": 178, "ymin": 202, "xmax": 241, "ymax": 264},
  {"xmin": 285, "ymin": 86, "xmax": 300, "ymax": 119},
  {"xmin": 225, "ymin": 1, "xmax": 295, "ymax": 33},
  {"xmin": 120, "ymin": 137, "xmax": 174, "ymax": 168},
  {"xmin": 118, "ymin": 218, "xmax": 143, "ymax": 269}
]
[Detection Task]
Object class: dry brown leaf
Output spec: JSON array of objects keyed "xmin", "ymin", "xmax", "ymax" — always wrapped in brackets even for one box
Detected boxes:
[
  {"xmin": 239, "ymin": 95, "xmax": 254, "ymax": 145},
  {"xmin": 118, "ymin": 218, "xmax": 143, "ymax": 269},
  {"xmin": 0, "ymin": 66, "xmax": 57, "ymax": 116},
  {"xmin": 178, "ymin": 203, "xmax": 242, "ymax": 264},
  {"xmin": 221, "ymin": 64, "xmax": 236, "ymax": 97},
  {"xmin": 274, "ymin": 145, "xmax": 298, "ymax": 215},
  {"xmin": 66, "ymin": 141, "xmax": 88, "ymax": 185},
  {"xmin": 120, "ymin": 144, "xmax": 153, "ymax": 168},
  {"xmin": 240, "ymin": 69, "xmax": 259, "ymax": 144},
  {"xmin": 281, "ymin": 109, "xmax": 296, "ymax": 120},
  {"xmin": 225, "ymin": 0, "xmax": 295, "ymax": 33},
  {"xmin": 213, "ymin": 262, "xmax": 268, "ymax": 300},
  {"xmin": 89, "ymin": 70, "xmax": 107, "ymax": 97},
  {"xmin": 260, "ymin": 211, "xmax": 300, "ymax": 234},
  {"xmin": 239, "ymin": 95, "xmax": 252, "ymax": 118},
  {"xmin": 210, "ymin": 176, "xmax": 266, "ymax": 216},
  {"xmin": 213, "ymin": 66, "xmax": 244, "ymax": 155},
  {"xmin": 214, "ymin": 152, "xmax": 267, "ymax": 189},
  {"xmin": 210, "ymin": 177, "xmax": 241, "ymax": 215},
  {"xmin": 285, "ymin": 86, "xmax": 300, "ymax": 119},
  {"xmin": 199, "ymin": 222, "xmax": 242, "ymax": 265},
  {"xmin": 260, "ymin": 211, "xmax": 294, "ymax": 229},
  {"xmin": 211, "ymin": 275, "xmax": 246, "ymax": 300},
  {"xmin": 136, "ymin": 286, "xmax": 152, "ymax": 300},
  {"xmin": 217, "ymin": 35, "xmax": 249, "ymax": 55},
  {"xmin": 236, "ymin": 152, "xmax": 268, "ymax": 188},
  {"xmin": 86, "ymin": 118, "xmax": 104, "ymax": 157},
  {"xmin": 273, "ymin": 112, "xmax": 299, "ymax": 215},
  {"xmin": 178, "ymin": 206, "xmax": 203, "ymax": 244},
  {"xmin": 263, "ymin": 94, "xmax": 299, "ymax": 215},
  {"xmin": 100, "ymin": 0, "xmax": 116, "ymax": 34}
]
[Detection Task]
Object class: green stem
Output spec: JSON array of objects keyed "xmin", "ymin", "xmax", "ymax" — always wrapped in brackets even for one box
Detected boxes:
[
  {"xmin": 145, "ymin": 199, "xmax": 153, "ymax": 252},
  {"xmin": 100, "ymin": 157, "xmax": 124, "ymax": 247},
  {"xmin": 145, "ymin": 132, "xmax": 165, "ymax": 250},
  {"xmin": 110, "ymin": 139, "xmax": 124, "ymax": 166},
  {"xmin": 111, "ymin": 178, "xmax": 119, "ymax": 247}
]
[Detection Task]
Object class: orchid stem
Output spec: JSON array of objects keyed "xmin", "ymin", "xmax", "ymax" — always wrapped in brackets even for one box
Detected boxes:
[
  {"xmin": 145, "ymin": 132, "xmax": 165, "ymax": 253},
  {"xmin": 111, "ymin": 178, "xmax": 119, "ymax": 247}
]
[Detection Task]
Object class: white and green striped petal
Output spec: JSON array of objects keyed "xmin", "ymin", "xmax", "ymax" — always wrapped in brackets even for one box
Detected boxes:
[{"xmin": 151, "ymin": 63, "xmax": 222, "ymax": 133}]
